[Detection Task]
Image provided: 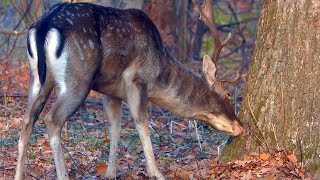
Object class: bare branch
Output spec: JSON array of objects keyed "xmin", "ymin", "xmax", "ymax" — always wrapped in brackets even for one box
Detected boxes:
[
  {"xmin": 193, "ymin": 0, "xmax": 232, "ymax": 65},
  {"xmin": 0, "ymin": 29, "xmax": 27, "ymax": 36},
  {"xmin": 221, "ymin": 71, "xmax": 241, "ymax": 84}
]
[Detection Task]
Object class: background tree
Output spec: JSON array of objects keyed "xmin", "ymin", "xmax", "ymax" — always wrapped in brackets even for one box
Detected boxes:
[{"xmin": 223, "ymin": 0, "xmax": 320, "ymax": 175}]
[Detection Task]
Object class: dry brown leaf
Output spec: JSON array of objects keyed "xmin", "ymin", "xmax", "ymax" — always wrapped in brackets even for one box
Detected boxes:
[
  {"xmin": 96, "ymin": 161, "xmax": 107, "ymax": 176},
  {"xmin": 35, "ymin": 136, "xmax": 47, "ymax": 145},
  {"xmin": 260, "ymin": 152, "xmax": 271, "ymax": 161},
  {"xmin": 0, "ymin": 122, "xmax": 6, "ymax": 128},
  {"xmin": 265, "ymin": 174, "xmax": 278, "ymax": 180},
  {"xmin": 12, "ymin": 117, "xmax": 21, "ymax": 126},
  {"xmin": 175, "ymin": 168, "xmax": 191, "ymax": 179},
  {"xmin": 243, "ymin": 155, "xmax": 252, "ymax": 161},
  {"xmin": 276, "ymin": 159, "xmax": 284, "ymax": 167},
  {"xmin": 287, "ymin": 153, "xmax": 298, "ymax": 163},
  {"xmin": 240, "ymin": 170, "xmax": 253, "ymax": 180},
  {"xmin": 104, "ymin": 138, "xmax": 110, "ymax": 145}
]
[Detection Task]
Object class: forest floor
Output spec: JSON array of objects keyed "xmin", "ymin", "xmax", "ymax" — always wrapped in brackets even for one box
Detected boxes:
[{"xmin": 0, "ymin": 62, "xmax": 311, "ymax": 179}]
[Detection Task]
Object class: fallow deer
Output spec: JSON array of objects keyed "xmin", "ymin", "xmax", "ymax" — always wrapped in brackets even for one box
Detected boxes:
[{"xmin": 15, "ymin": 1, "xmax": 243, "ymax": 179}]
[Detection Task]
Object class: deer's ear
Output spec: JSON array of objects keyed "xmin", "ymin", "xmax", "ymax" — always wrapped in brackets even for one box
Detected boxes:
[{"xmin": 202, "ymin": 55, "xmax": 217, "ymax": 87}]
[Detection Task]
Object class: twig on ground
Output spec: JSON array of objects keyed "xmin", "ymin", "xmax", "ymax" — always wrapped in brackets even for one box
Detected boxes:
[
  {"xmin": 62, "ymin": 142, "xmax": 79, "ymax": 170},
  {"xmin": 193, "ymin": 120, "xmax": 202, "ymax": 151},
  {"xmin": 0, "ymin": 104, "xmax": 12, "ymax": 111},
  {"xmin": 0, "ymin": 93, "xmax": 28, "ymax": 97}
]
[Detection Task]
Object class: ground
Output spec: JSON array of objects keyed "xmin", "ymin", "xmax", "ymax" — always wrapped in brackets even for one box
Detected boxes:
[{"xmin": 0, "ymin": 62, "xmax": 309, "ymax": 179}]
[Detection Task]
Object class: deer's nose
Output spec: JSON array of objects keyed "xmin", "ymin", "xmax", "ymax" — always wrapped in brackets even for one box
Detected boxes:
[{"xmin": 231, "ymin": 121, "xmax": 244, "ymax": 136}]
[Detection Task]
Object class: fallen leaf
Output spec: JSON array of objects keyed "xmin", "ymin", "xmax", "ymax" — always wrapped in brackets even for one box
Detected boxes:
[
  {"xmin": 96, "ymin": 161, "xmax": 107, "ymax": 176},
  {"xmin": 276, "ymin": 159, "xmax": 284, "ymax": 167},
  {"xmin": 260, "ymin": 152, "xmax": 271, "ymax": 161},
  {"xmin": 0, "ymin": 122, "xmax": 6, "ymax": 128},
  {"xmin": 12, "ymin": 117, "xmax": 21, "ymax": 126},
  {"xmin": 243, "ymin": 155, "xmax": 251, "ymax": 161},
  {"xmin": 287, "ymin": 153, "xmax": 298, "ymax": 164},
  {"xmin": 104, "ymin": 138, "xmax": 110, "ymax": 145},
  {"xmin": 175, "ymin": 168, "xmax": 191, "ymax": 179}
]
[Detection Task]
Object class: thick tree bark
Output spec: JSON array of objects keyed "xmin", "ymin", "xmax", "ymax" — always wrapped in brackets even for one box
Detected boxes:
[{"xmin": 222, "ymin": 0, "xmax": 320, "ymax": 174}]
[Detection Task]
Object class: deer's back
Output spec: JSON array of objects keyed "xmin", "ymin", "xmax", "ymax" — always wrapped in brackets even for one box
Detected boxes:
[
  {"xmin": 31, "ymin": 3, "xmax": 164, "ymax": 56},
  {"xmin": 29, "ymin": 3, "xmax": 169, "ymax": 97}
]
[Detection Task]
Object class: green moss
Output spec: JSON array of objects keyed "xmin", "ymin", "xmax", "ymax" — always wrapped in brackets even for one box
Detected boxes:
[{"xmin": 221, "ymin": 135, "xmax": 247, "ymax": 162}]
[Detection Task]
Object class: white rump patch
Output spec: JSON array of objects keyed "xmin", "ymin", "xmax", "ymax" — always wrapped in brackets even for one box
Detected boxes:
[
  {"xmin": 28, "ymin": 29, "xmax": 41, "ymax": 97},
  {"xmin": 45, "ymin": 28, "xmax": 68, "ymax": 95}
]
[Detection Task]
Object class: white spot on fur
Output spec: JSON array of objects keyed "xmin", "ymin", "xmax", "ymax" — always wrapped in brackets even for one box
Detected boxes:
[
  {"xmin": 83, "ymin": 28, "xmax": 86, "ymax": 33},
  {"xmin": 66, "ymin": 18, "xmax": 73, "ymax": 25},
  {"xmin": 48, "ymin": 4, "xmax": 60, "ymax": 14},
  {"xmin": 73, "ymin": 38, "xmax": 84, "ymax": 61},
  {"xmin": 88, "ymin": 40, "xmax": 94, "ymax": 49},
  {"xmin": 28, "ymin": 29, "xmax": 40, "ymax": 97},
  {"xmin": 45, "ymin": 28, "xmax": 68, "ymax": 95}
]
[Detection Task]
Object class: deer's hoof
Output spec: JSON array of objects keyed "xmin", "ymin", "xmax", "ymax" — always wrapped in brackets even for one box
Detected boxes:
[{"xmin": 105, "ymin": 168, "xmax": 116, "ymax": 179}]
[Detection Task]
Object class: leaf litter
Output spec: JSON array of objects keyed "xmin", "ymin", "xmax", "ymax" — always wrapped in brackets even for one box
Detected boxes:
[{"xmin": 0, "ymin": 64, "xmax": 312, "ymax": 179}]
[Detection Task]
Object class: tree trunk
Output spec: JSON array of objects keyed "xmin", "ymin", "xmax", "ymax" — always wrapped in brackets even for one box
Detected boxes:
[
  {"xmin": 143, "ymin": 0, "xmax": 179, "ymax": 57},
  {"xmin": 177, "ymin": 0, "xmax": 188, "ymax": 61},
  {"xmin": 222, "ymin": 0, "xmax": 320, "ymax": 174}
]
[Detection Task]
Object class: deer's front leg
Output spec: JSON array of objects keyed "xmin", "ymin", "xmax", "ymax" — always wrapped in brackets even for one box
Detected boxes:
[
  {"xmin": 124, "ymin": 78, "xmax": 164, "ymax": 180},
  {"xmin": 102, "ymin": 96, "xmax": 122, "ymax": 179}
]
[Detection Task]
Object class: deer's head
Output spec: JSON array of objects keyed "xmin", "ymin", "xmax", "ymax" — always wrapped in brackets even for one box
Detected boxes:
[
  {"xmin": 192, "ymin": 55, "xmax": 243, "ymax": 137},
  {"xmin": 188, "ymin": 0, "xmax": 244, "ymax": 136}
]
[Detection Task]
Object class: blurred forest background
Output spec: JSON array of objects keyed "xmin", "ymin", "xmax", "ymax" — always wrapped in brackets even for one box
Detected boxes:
[
  {"xmin": 0, "ymin": 0, "xmax": 260, "ymax": 97},
  {"xmin": 1, "ymin": 0, "xmax": 315, "ymax": 179}
]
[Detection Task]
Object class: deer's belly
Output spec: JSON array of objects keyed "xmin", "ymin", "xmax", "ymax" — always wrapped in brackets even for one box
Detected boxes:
[{"xmin": 92, "ymin": 76, "xmax": 126, "ymax": 99}]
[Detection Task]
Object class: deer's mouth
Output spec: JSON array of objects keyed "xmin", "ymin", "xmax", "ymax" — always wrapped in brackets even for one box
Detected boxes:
[
  {"xmin": 200, "ymin": 114, "xmax": 244, "ymax": 136},
  {"xmin": 230, "ymin": 120, "xmax": 244, "ymax": 136}
]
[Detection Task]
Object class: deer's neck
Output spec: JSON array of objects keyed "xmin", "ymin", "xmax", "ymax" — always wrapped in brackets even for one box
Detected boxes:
[{"xmin": 149, "ymin": 57, "xmax": 210, "ymax": 117}]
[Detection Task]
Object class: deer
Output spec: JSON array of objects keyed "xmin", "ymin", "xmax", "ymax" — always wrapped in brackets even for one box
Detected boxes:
[{"xmin": 15, "ymin": 1, "xmax": 243, "ymax": 179}]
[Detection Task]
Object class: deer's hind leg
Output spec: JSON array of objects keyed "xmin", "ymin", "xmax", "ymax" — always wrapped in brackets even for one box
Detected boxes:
[
  {"xmin": 45, "ymin": 65, "xmax": 94, "ymax": 180},
  {"xmin": 15, "ymin": 29, "xmax": 54, "ymax": 180},
  {"xmin": 44, "ymin": 78, "xmax": 93, "ymax": 179},
  {"xmin": 102, "ymin": 96, "xmax": 122, "ymax": 179},
  {"xmin": 43, "ymin": 31, "xmax": 101, "ymax": 179},
  {"xmin": 15, "ymin": 75, "xmax": 54, "ymax": 180}
]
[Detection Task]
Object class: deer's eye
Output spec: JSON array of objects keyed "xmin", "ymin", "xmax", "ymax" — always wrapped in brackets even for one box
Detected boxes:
[{"xmin": 227, "ymin": 93, "xmax": 231, "ymax": 97}]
